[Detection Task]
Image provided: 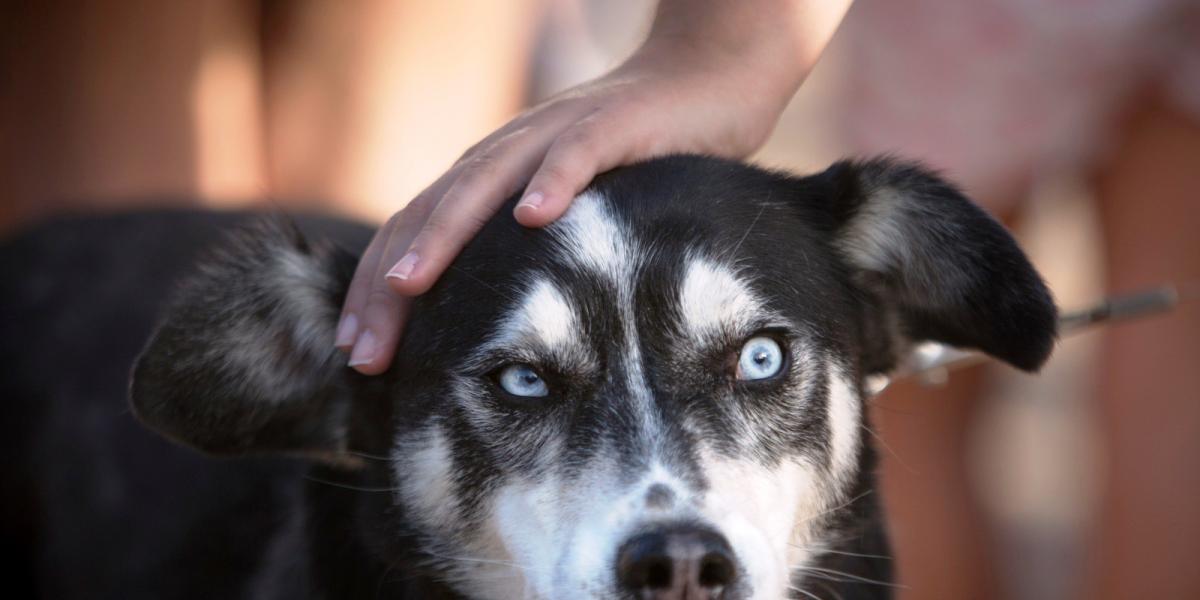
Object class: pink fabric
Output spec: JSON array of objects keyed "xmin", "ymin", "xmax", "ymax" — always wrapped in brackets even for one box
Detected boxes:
[{"xmin": 835, "ymin": 0, "xmax": 1200, "ymax": 198}]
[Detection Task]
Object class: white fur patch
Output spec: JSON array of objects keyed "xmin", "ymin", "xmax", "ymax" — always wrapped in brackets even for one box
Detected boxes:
[
  {"xmin": 699, "ymin": 452, "xmax": 826, "ymax": 599},
  {"xmin": 489, "ymin": 277, "xmax": 581, "ymax": 355},
  {"xmin": 837, "ymin": 188, "xmax": 908, "ymax": 274},
  {"xmin": 825, "ymin": 367, "xmax": 862, "ymax": 493},
  {"xmin": 394, "ymin": 425, "xmax": 458, "ymax": 532},
  {"xmin": 678, "ymin": 257, "xmax": 765, "ymax": 341},
  {"xmin": 548, "ymin": 192, "xmax": 631, "ymax": 278},
  {"xmin": 215, "ymin": 242, "xmax": 341, "ymax": 404}
]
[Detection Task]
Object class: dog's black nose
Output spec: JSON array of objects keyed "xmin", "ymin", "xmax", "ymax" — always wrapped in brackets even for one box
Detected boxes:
[{"xmin": 616, "ymin": 525, "xmax": 737, "ymax": 599}]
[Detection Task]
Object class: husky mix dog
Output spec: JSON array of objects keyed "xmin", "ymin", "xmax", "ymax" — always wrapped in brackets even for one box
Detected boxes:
[{"xmin": 1, "ymin": 156, "xmax": 1056, "ymax": 599}]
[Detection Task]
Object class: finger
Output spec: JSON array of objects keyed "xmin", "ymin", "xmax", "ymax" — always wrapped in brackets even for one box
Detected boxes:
[
  {"xmin": 335, "ymin": 213, "xmax": 397, "ymax": 350},
  {"xmin": 346, "ymin": 193, "xmax": 437, "ymax": 374},
  {"xmin": 513, "ymin": 116, "xmax": 636, "ymax": 228},
  {"xmin": 385, "ymin": 128, "xmax": 561, "ymax": 296},
  {"xmin": 337, "ymin": 146, "xmax": 472, "ymax": 350}
]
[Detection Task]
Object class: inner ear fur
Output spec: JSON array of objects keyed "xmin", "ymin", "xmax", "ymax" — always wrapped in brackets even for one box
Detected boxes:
[
  {"xmin": 815, "ymin": 158, "xmax": 1057, "ymax": 373},
  {"xmin": 130, "ymin": 217, "xmax": 360, "ymax": 462}
]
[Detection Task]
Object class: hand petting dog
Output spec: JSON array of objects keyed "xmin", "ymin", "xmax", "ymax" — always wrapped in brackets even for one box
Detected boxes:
[{"xmin": 335, "ymin": 0, "xmax": 853, "ymax": 375}]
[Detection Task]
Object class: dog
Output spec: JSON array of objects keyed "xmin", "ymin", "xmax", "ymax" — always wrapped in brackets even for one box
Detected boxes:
[{"xmin": 1, "ymin": 155, "xmax": 1056, "ymax": 599}]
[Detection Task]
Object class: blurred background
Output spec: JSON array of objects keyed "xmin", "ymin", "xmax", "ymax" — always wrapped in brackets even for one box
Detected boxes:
[{"xmin": 2, "ymin": 1, "xmax": 1198, "ymax": 598}]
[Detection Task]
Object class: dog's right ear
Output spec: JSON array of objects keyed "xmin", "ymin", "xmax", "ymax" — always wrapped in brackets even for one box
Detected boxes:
[
  {"xmin": 130, "ymin": 219, "xmax": 358, "ymax": 463},
  {"xmin": 804, "ymin": 158, "xmax": 1057, "ymax": 374}
]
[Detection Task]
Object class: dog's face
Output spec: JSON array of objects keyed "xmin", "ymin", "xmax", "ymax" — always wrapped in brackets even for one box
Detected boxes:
[{"xmin": 132, "ymin": 156, "xmax": 1056, "ymax": 599}]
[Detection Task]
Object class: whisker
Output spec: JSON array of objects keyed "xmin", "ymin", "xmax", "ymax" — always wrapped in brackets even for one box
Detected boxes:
[
  {"xmin": 793, "ymin": 565, "xmax": 906, "ymax": 589},
  {"xmin": 375, "ymin": 561, "xmax": 401, "ymax": 600},
  {"xmin": 729, "ymin": 200, "xmax": 768, "ymax": 259},
  {"xmin": 448, "ymin": 264, "xmax": 518, "ymax": 304},
  {"xmin": 813, "ymin": 580, "xmax": 846, "ymax": 600},
  {"xmin": 788, "ymin": 545, "xmax": 892, "ymax": 561},
  {"xmin": 861, "ymin": 423, "xmax": 918, "ymax": 475},
  {"xmin": 422, "ymin": 551, "xmax": 545, "ymax": 575},
  {"xmin": 788, "ymin": 584, "xmax": 825, "ymax": 600},
  {"xmin": 347, "ymin": 450, "xmax": 393, "ymax": 462},
  {"xmin": 798, "ymin": 490, "xmax": 873, "ymax": 527},
  {"xmin": 303, "ymin": 474, "xmax": 400, "ymax": 493}
]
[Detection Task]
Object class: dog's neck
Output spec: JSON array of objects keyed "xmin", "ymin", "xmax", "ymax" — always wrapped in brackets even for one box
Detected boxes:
[{"xmin": 248, "ymin": 473, "xmax": 462, "ymax": 600}]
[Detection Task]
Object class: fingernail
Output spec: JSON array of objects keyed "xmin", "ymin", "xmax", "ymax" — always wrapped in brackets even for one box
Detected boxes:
[
  {"xmin": 386, "ymin": 252, "xmax": 420, "ymax": 281},
  {"xmin": 516, "ymin": 191, "xmax": 544, "ymax": 212},
  {"xmin": 334, "ymin": 313, "xmax": 358, "ymax": 348},
  {"xmin": 348, "ymin": 330, "xmax": 377, "ymax": 367}
]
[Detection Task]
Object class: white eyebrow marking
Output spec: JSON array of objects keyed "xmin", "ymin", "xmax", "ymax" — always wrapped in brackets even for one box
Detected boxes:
[
  {"xmin": 516, "ymin": 278, "xmax": 577, "ymax": 349},
  {"xmin": 678, "ymin": 257, "xmax": 765, "ymax": 340},
  {"xmin": 484, "ymin": 277, "xmax": 582, "ymax": 359}
]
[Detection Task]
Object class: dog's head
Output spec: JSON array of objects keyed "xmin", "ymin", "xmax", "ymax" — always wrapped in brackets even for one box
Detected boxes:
[{"xmin": 131, "ymin": 156, "xmax": 1055, "ymax": 599}]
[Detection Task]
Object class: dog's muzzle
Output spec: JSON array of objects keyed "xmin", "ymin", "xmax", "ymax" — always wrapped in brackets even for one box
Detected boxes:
[{"xmin": 616, "ymin": 524, "xmax": 738, "ymax": 600}]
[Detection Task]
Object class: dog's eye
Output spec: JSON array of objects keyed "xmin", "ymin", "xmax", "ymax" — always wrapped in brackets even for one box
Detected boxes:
[
  {"xmin": 497, "ymin": 364, "xmax": 550, "ymax": 397},
  {"xmin": 736, "ymin": 336, "xmax": 785, "ymax": 381}
]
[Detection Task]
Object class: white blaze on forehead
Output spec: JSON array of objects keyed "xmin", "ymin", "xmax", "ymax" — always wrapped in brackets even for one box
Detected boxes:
[
  {"xmin": 549, "ymin": 191, "xmax": 631, "ymax": 276},
  {"xmin": 678, "ymin": 257, "xmax": 765, "ymax": 339},
  {"xmin": 550, "ymin": 192, "xmax": 663, "ymax": 451}
]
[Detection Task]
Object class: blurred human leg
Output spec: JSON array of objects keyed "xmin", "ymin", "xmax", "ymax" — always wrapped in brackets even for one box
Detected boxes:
[
  {"xmin": 0, "ymin": 0, "xmax": 264, "ymax": 232},
  {"xmin": 260, "ymin": 0, "xmax": 540, "ymax": 222},
  {"xmin": 1084, "ymin": 99, "xmax": 1200, "ymax": 599},
  {"xmin": 872, "ymin": 368, "xmax": 1001, "ymax": 600}
]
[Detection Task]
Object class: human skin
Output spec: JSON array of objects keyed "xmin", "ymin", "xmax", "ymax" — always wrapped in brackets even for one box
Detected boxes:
[{"xmin": 335, "ymin": 0, "xmax": 855, "ymax": 373}]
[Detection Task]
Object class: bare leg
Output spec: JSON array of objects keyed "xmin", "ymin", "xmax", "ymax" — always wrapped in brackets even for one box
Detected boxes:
[
  {"xmin": 1083, "ymin": 99, "xmax": 1200, "ymax": 599},
  {"xmin": 260, "ymin": 0, "xmax": 540, "ymax": 222},
  {"xmin": 0, "ymin": 0, "xmax": 264, "ymax": 232},
  {"xmin": 871, "ymin": 368, "xmax": 1001, "ymax": 600}
]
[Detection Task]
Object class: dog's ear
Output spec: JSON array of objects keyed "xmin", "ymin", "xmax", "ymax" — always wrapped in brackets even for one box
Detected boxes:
[
  {"xmin": 130, "ymin": 218, "xmax": 359, "ymax": 462},
  {"xmin": 811, "ymin": 158, "xmax": 1057, "ymax": 373}
]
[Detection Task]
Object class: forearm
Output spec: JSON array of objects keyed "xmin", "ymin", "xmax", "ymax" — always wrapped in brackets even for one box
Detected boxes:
[{"xmin": 638, "ymin": 0, "xmax": 852, "ymax": 102}]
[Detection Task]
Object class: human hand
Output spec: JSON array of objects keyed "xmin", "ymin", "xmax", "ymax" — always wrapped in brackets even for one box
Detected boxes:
[{"xmin": 335, "ymin": 0, "xmax": 849, "ymax": 374}]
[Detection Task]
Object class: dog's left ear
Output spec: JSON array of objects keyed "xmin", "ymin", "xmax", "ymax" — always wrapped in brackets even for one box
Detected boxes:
[
  {"xmin": 809, "ymin": 158, "xmax": 1057, "ymax": 373},
  {"xmin": 130, "ymin": 218, "xmax": 360, "ymax": 463}
]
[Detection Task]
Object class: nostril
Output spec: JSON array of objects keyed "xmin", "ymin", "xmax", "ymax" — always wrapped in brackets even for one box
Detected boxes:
[
  {"xmin": 644, "ymin": 557, "xmax": 673, "ymax": 589},
  {"xmin": 698, "ymin": 552, "xmax": 734, "ymax": 588},
  {"xmin": 616, "ymin": 525, "xmax": 738, "ymax": 596},
  {"xmin": 617, "ymin": 532, "xmax": 672, "ymax": 591}
]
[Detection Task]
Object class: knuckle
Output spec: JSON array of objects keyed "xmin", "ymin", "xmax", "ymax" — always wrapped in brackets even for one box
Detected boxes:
[
  {"xmin": 365, "ymin": 287, "xmax": 401, "ymax": 308},
  {"xmin": 417, "ymin": 211, "xmax": 455, "ymax": 240},
  {"xmin": 457, "ymin": 154, "xmax": 501, "ymax": 186},
  {"xmin": 456, "ymin": 140, "xmax": 487, "ymax": 164},
  {"xmin": 419, "ymin": 206, "xmax": 490, "ymax": 251},
  {"xmin": 558, "ymin": 124, "xmax": 597, "ymax": 150},
  {"xmin": 535, "ymin": 158, "xmax": 582, "ymax": 188},
  {"xmin": 407, "ymin": 191, "xmax": 440, "ymax": 216}
]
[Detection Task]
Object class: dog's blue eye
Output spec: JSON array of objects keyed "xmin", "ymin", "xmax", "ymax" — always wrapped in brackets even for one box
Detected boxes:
[
  {"xmin": 736, "ymin": 336, "xmax": 785, "ymax": 381},
  {"xmin": 498, "ymin": 364, "xmax": 549, "ymax": 397}
]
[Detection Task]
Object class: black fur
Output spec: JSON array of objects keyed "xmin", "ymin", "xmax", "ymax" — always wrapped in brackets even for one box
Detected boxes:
[{"xmin": 2, "ymin": 156, "xmax": 1057, "ymax": 599}]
